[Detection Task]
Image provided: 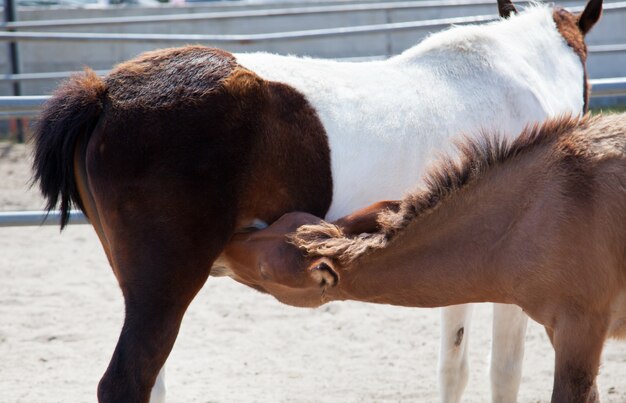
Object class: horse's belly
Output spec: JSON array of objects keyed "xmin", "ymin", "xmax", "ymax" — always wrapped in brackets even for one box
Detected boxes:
[
  {"xmin": 322, "ymin": 127, "xmax": 435, "ymax": 220},
  {"xmin": 302, "ymin": 95, "xmax": 452, "ymax": 220}
]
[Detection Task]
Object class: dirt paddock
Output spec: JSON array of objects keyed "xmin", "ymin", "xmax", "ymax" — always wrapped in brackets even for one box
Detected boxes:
[{"xmin": 1, "ymin": 143, "xmax": 624, "ymax": 402}]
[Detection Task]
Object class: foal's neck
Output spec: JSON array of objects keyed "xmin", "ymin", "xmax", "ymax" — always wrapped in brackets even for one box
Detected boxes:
[{"xmin": 333, "ymin": 145, "xmax": 554, "ymax": 308}]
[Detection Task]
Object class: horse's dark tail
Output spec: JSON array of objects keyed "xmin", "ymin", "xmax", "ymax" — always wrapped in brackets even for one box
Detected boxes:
[{"xmin": 32, "ymin": 68, "xmax": 107, "ymax": 229}]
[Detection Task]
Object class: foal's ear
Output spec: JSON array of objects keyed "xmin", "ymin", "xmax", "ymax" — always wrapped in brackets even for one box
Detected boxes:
[
  {"xmin": 578, "ymin": 0, "xmax": 603, "ymax": 35},
  {"xmin": 308, "ymin": 258, "xmax": 339, "ymax": 287},
  {"xmin": 497, "ymin": 0, "xmax": 517, "ymax": 18}
]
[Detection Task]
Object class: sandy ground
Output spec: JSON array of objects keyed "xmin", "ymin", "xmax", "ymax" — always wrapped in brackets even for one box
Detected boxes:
[{"xmin": 0, "ymin": 142, "xmax": 624, "ymax": 403}]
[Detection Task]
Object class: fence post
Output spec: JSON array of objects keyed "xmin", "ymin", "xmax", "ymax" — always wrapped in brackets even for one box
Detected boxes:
[{"xmin": 4, "ymin": 0, "xmax": 25, "ymax": 142}]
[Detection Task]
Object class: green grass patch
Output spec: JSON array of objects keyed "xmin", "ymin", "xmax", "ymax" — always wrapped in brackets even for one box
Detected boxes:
[{"xmin": 590, "ymin": 105, "xmax": 626, "ymax": 115}]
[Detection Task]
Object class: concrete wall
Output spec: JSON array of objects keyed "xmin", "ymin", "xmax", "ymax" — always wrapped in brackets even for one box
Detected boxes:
[{"xmin": 1, "ymin": 0, "xmax": 625, "ymax": 96}]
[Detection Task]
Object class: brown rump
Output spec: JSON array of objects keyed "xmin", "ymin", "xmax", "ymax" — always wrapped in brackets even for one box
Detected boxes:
[
  {"xmin": 34, "ymin": 44, "xmax": 334, "ymax": 402},
  {"xmin": 105, "ymin": 46, "xmax": 237, "ymax": 109}
]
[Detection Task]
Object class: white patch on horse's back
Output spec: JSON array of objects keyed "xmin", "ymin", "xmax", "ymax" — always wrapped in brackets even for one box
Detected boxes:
[{"xmin": 235, "ymin": 4, "xmax": 583, "ymax": 221}]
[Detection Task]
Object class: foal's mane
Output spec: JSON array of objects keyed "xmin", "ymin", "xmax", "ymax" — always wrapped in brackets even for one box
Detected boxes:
[{"xmin": 292, "ymin": 114, "xmax": 593, "ymax": 266}]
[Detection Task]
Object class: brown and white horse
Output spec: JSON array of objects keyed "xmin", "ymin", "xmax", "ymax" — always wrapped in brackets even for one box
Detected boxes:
[
  {"xmin": 220, "ymin": 113, "xmax": 626, "ymax": 403},
  {"xmin": 32, "ymin": 0, "xmax": 602, "ymax": 401}
]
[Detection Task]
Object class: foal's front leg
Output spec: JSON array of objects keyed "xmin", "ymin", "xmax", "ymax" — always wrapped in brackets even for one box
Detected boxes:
[
  {"xmin": 548, "ymin": 316, "xmax": 607, "ymax": 403},
  {"xmin": 438, "ymin": 304, "xmax": 473, "ymax": 403}
]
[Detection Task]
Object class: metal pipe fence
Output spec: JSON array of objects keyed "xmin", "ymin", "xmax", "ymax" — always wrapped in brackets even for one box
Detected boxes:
[
  {"xmin": 0, "ymin": 210, "xmax": 88, "ymax": 227},
  {"xmin": 0, "ymin": 0, "xmax": 621, "ymax": 33},
  {"xmin": 0, "ymin": 94, "xmax": 47, "ymax": 117},
  {"xmin": 0, "ymin": 0, "xmax": 529, "ymax": 30},
  {"xmin": 0, "ymin": 70, "xmax": 109, "ymax": 83},
  {"xmin": 1, "ymin": 1, "xmax": 625, "ymax": 44},
  {"xmin": 0, "ymin": 13, "xmax": 501, "ymax": 43},
  {"xmin": 1, "ymin": 0, "xmax": 623, "ymax": 31},
  {"xmin": 2, "ymin": 77, "xmax": 626, "ymax": 116},
  {"xmin": 590, "ymin": 77, "xmax": 626, "ymax": 96},
  {"xmin": 0, "ymin": 1, "xmax": 624, "ymax": 90},
  {"xmin": 1, "ymin": 43, "xmax": 625, "ymax": 84}
]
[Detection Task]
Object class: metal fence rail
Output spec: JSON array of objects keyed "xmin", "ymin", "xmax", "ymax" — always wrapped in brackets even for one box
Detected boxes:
[
  {"xmin": 0, "ymin": 95, "xmax": 48, "ymax": 110},
  {"xmin": 0, "ymin": 0, "xmax": 529, "ymax": 30},
  {"xmin": 590, "ymin": 77, "xmax": 626, "ymax": 96},
  {"xmin": 590, "ymin": 44, "xmax": 626, "ymax": 53},
  {"xmin": 1, "ymin": 1, "xmax": 625, "ymax": 45},
  {"xmin": 2, "ymin": 77, "xmax": 625, "ymax": 117},
  {"xmin": 0, "ymin": 70, "xmax": 109, "ymax": 83},
  {"xmin": 0, "ymin": 210, "xmax": 88, "ymax": 227},
  {"xmin": 0, "ymin": 94, "xmax": 47, "ymax": 117},
  {"xmin": 0, "ymin": 13, "xmax": 501, "ymax": 43},
  {"xmin": 1, "ymin": 0, "xmax": 623, "ymax": 30},
  {"xmin": 0, "ymin": 2, "xmax": 625, "ymax": 88},
  {"xmin": 1, "ymin": 44, "xmax": 624, "ymax": 84}
]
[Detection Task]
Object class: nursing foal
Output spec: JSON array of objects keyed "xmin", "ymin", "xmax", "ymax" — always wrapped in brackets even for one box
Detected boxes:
[
  {"xmin": 223, "ymin": 114, "xmax": 626, "ymax": 402},
  {"xmin": 33, "ymin": 0, "xmax": 602, "ymax": 401}
]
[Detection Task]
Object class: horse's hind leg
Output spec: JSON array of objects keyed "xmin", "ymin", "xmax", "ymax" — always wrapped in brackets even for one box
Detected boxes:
[
  {"xmin": 96, "ymin": 214, "xmax": 229, "ymax": 403},
  {"xmin": 96, "ymin": 208, "xmax": 231, "ymax": 403},
  {"xmin": 438, "ymin": 304, "xmax": 473, "ymax": 403},
  {"xmin": 85, "ymin": 146, "xmax": 236, "ymax": 402},
  {"xmin": 490, "ymin": 303, "xmax": 528, "ymax": 403}
]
